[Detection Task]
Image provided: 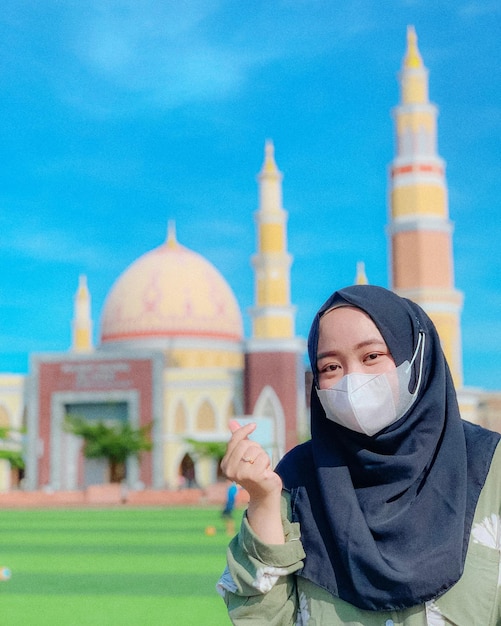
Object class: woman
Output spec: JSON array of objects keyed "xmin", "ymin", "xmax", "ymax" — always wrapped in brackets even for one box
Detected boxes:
[{"xmin": 218, "ymin": 285, "xmax": 501, "ymax": 625}]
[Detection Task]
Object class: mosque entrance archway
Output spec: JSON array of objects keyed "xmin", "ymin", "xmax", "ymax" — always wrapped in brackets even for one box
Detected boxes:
[
  {"xmin": 45, "ymin": 392, "xmax": 140, "ymax": 490},
  {"xmin": 65, "ymin": 401, "xmax": 129, "ymax": 487}
]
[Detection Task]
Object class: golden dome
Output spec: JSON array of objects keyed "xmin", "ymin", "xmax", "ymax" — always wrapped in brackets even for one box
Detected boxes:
[{"xmin": 100, "ymin": 229, "xmax": 243, "ymax": 349}]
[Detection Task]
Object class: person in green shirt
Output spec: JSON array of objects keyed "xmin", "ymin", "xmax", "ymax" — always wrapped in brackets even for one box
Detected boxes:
[{"xmin": 218, "ymin": 285, "xmax": 501, "ymax": 625}]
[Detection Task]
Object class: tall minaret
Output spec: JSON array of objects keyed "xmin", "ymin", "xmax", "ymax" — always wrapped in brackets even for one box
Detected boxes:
[
  {"xmin": 249, "ymin": 140, "xmax": 295, "ymax": 339},
  {"xmin": 245, "ymin": 141, "xmax": 305, "ymax": 455},
  {"xmin": 389, "ymin": 26, "xmax": 463, "ymax": 387},
  {"xmin": 71, "ymin": 274, "xmax": 93, "ymax": 352}
]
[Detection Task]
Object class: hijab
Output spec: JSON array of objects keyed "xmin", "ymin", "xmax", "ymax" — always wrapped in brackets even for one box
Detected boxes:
[{"xmin": 276, "ymin": 284, "xmax": 500, "ymax": 611}]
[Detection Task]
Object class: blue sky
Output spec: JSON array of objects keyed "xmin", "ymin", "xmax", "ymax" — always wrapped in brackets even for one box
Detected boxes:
[{"xmin": 1, "ymin": 1, "xmax": 500, "ymax": 390}]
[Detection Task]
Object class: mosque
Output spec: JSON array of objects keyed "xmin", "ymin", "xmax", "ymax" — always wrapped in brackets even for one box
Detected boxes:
[{"xmin": 0, "ymin": 27, "xmax": 500, "ymax": 493}]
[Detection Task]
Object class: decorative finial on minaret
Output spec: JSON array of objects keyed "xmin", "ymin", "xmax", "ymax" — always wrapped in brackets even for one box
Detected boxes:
[
  {"xmin": 71, "ymin": 274, "xmax": 93, "ymax": 353},
  {"xmin": 355, "ymin": 261, "xmax": 369, "ymax": 285},
  {"xmin": 403, "ymin": 25, "xmax": 423, "ymax": 69},
  {"xmin": 399, "ymin": 25, "xmax": 428, "ymax": 105},
  {"xmin": 257, "ymin": 140, "xmax": 283, "ymax": 215},
  {"xmin": 261, "ymin": 139, "xmax": 280, "ymax": 176},
  {"xmin": 166, "ymin": 220, "xmax": 177, "ymax": 248}
]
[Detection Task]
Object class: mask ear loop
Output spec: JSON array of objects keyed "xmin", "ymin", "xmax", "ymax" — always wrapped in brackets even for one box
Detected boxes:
[{"xmin": 405, "ymin": 331, "xmax": 426, "ymax": 395}]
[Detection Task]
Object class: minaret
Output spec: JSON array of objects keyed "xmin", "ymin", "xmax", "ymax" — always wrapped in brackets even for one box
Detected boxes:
[
  {"xmin": 355, "ymin": 261, "xmax": 369, "ymax": 285},
  {"xmin": 249, "ymin": 140, "xmax": 295, "ymax": 339},
  {"xmin": 389, "ymin": 26, "xmax": 463, "ymax": 387},
  {"xmin": 71, "ymin": 274, "xmax": 93, "ymax": 352},
  {"xmin": 245, "ymin": 141, "xmax": 305, "ymax": 455}
]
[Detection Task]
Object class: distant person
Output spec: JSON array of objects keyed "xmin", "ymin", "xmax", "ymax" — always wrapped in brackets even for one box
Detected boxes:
[
  {"xmin": 180, "ymin": 454, "xmax": 197, "ymax": 488},
  {"xmin": 221, "ymin": 480, "xmax": 238, "ymax": 536},
  {"xmin": 217, "ymin": 285, "xmax": 501, "ymax": 624}
]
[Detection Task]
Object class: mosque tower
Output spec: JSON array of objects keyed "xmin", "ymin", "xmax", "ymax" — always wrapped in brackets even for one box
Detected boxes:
[
  {"xmin": 71, "ymin": 274, "xmax": 93, "ymax": 352},
  {"xmin": 250, "ymin": 140, "xmax": 295, "ymax": 339},
  {"xmin": 355, "ymin": 261, "xmax": 369, "ymax": 286},
  {"xmin": 245, "ymin": 141, "xmax": 305, "ymax": 455},
  {"xmin": 389, "ymin": 26, "xmax": 464, "ymax": 387}
]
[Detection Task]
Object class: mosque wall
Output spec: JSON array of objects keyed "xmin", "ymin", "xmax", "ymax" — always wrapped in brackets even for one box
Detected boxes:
[
  {"xmin": 244, "ymin": 351, "xmax": 304, "ymax": 454},
  {"xmin": 163, "ymin": 366, "xmax": 243, "ymax": 488}
]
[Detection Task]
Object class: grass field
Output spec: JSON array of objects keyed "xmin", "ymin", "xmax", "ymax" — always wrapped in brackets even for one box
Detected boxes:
[{"xmin": 0, "ymin": 506, "xmax": 241, "ymax": 625}]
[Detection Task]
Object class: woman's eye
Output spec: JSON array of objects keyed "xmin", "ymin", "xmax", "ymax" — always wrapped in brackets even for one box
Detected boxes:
[{"xmin": 321, "ymin": 364, "xmax": 339, "ymax": 373}]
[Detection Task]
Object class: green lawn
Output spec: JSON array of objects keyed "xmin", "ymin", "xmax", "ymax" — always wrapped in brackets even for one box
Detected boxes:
[{"xmin": 0, "ymin": 506, "xmax": 240, "ymax": 625}]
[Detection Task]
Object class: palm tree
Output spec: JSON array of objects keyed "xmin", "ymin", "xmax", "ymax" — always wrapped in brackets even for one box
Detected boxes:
[{"xmin": 65, "ymin": 416, "xmax": 152, "ymax": 483}]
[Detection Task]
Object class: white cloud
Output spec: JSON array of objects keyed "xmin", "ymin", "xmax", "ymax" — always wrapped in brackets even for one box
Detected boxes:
[
  {"xmin": 62, "ymin": 2, "xmax": 266, "ymax": 113},
  {"xmin": 53, "ymin": 0, "xmax": 380, "ymax": 116},
  {"xmin": 0, "ymin": 1, "xmax": 388, "ymax": 117}
]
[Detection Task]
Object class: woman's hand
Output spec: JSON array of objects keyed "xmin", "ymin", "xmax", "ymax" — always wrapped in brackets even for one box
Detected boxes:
[
  {"xmin": 221, "ymin": 420, "xmax": 282, "ymax": 500},
  {"xmin": 221, "ymin": 420, "xmax": 284, "ymax": 544}
]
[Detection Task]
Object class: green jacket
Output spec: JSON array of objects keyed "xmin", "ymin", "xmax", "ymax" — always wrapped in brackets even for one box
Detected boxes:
[{"xmin": 218, "ymin": 443, "xmax": 501, "ymax": 625}]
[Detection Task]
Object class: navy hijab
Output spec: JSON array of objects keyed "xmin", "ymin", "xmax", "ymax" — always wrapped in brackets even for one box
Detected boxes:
[{"xmin": 276, "ymin": 285, "xmax": 500, "ymax": 611}]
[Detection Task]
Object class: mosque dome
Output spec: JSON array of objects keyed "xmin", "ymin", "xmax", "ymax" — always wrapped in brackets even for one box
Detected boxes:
[{"xmin": 99, "ymin": 226, "xmax": 243, "ymax": 364}]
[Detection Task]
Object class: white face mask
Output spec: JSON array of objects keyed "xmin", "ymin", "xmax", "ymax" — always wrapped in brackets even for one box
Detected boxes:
[{"xmin": 317, "ymin": 332, "xmax": 425, "ymax": 437}]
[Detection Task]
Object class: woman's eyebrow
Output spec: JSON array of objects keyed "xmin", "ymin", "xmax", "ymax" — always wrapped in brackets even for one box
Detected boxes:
[{"xmin": 317, "ymin": 338, "xmax": 386, "ymax": 362}]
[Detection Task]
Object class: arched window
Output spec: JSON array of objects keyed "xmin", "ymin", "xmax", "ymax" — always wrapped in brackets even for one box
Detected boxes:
[
  {"xmin": 0, "ymin": 406, "xmax": 10, "ymax": 429},
  {"xmin": 195, "ymin": 400, "xmax": 216, "ymax": 431},
  {"xmin": 173, "ymin": 402, "xmax": 187, "ymax": 434},
  {"xmin": 226, "ymin": 399, "xmax": 237, "ymax": 421},
  {"xmin": 253, "ymin": 386, "xmax": 286, "ymax": 462}
]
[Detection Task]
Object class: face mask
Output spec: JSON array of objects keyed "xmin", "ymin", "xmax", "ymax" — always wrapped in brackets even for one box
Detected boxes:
[{"xmin": 317, "ymin": 332, "xmax": 425, "ymax": 436}]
